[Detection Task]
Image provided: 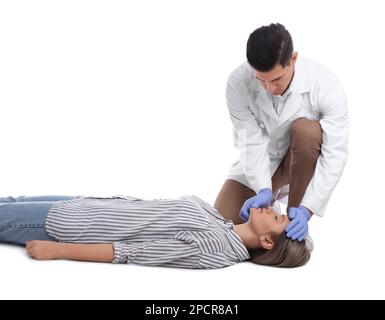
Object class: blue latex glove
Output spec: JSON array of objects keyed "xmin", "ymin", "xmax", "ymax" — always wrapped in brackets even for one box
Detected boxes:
[
  {"xmin": 240, "ymin": 188, "xmax": 273, "ymax": 222},
  {"xmin": 285, "ymin": 205, "xmax": 310, "ymax": 241}
]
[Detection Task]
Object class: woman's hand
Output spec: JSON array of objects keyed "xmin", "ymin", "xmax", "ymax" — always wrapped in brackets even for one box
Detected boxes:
[
  {"xmin": 26, "ymin": 241, "xmax": 114, "ymax": 262},
  {"xmin": 26, "ymin": 240, "xmax": 62, "ymax": 260}
]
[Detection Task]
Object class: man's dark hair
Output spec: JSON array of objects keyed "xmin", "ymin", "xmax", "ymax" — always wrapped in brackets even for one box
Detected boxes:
[{"xmin": 246, "ymin": 23, "xmax": 293, "ymax": 72}]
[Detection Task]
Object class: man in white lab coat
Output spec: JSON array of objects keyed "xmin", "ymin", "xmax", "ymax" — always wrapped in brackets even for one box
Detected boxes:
[{"xmin": 214, "ymin": 23, "xmax": 349, "ymax": 242}]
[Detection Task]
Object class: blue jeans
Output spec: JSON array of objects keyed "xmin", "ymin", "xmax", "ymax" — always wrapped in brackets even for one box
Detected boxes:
[{"xmin": 0, "ymin": 195, "xmax": 79, "ymax": 245}]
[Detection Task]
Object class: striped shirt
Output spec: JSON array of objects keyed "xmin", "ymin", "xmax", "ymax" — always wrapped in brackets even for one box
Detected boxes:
[{"xmin": 45, "ymin": 195, "xmax": 250, "ymax": 269}]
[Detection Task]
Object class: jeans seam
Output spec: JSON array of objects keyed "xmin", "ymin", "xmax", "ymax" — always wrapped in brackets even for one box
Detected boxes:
[{"xmin": 0, "ymin": 224, "xmax": 45, "ymax": 228}]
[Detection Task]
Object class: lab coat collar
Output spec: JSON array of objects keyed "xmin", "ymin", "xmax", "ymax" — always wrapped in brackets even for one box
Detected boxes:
[
  {"xmin": 277, "ymin": 93, "xmax": 305, "ymax": 127},
  {"xmin": 276, "ymin": 59, "xmax": 310, "ymax": 126},
  {"xmin": 288, "ymin": 57, "xmax": 312, "ymax": 95}
]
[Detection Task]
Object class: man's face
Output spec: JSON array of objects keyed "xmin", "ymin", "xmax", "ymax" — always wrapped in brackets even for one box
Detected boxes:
[
  {"xmin": 248, "ymin": 207, "xmax": 290, "ymax": 236},
  {"xmin": 254, "ymin": 52, "xmax": 297, "ymax": 96}
]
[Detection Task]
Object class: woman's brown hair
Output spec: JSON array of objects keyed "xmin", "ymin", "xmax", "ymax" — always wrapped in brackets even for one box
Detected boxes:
[{"xmin": 248, "ymin": 233, "xmax": 311, "ymax": 268}]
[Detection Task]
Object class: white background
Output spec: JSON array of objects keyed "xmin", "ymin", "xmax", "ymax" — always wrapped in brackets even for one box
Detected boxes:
[{"xmin": 0, "ymin": 0, "xmax": 384, "ymax": 299}]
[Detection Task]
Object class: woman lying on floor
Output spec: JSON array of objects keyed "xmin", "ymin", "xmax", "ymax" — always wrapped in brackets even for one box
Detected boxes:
[{"xmin": 0, "ymin": 194, "xmax": 310, "ymax": 268}]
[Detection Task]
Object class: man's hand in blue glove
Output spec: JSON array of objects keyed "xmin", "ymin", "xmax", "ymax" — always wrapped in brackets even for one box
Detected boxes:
[
  {"xmin": 240, "ymin": 188, "xmax": 273, "ymax": 222},
  {"xmin": 285, "ymin": 205, "xmax": 310, "ymax": 241}
]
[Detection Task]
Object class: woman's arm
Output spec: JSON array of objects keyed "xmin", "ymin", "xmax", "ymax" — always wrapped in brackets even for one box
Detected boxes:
[{"xmin": 26, "ymin": 240, "xmax": 114, "ymax": 263}]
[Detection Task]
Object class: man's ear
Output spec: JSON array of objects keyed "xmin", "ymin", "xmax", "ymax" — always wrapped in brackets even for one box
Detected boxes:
[
  {"xmin": 259, "ymin": 235, "xmax": 275, "ymax": 250},
  {"xmin": 291, "ymin": 51, "xmax": 298, "ymax": 65}
]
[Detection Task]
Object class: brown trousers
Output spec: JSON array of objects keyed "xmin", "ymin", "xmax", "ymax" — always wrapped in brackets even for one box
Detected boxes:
[{"xmin": 214, "ymin": 118, "xmax": 322, "ymax": 224}]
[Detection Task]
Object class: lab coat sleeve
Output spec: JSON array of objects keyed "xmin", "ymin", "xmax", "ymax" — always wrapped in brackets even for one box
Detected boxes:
[
  {"xmin": 112, "ymin": 239, "xmax": 202, "ymax": 269},
  {"xmin": 226, "ymin": 76, "xmax": 271, "ymax": 193},
  {"xmin": 301, "ymin": 79, "xmax": 349, "ymax": 216}
]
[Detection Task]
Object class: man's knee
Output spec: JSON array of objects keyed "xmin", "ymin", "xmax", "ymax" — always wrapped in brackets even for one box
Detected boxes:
[
  {"xmin": 290, "ymin": 118, "xmax": 322, "ymax": 155},
  {"xmin": 291, "ymin": 118, "xmax": 322, "ymax": 141}
]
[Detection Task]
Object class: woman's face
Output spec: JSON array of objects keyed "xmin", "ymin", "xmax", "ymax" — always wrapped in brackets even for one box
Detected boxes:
[{"xmin": 248, "ymin": 207, "xmax": 290, "ymax": 236}]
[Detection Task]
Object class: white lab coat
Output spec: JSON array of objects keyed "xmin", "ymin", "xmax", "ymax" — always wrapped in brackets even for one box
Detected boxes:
[{"xmin": 227, "ymin": 56, "xmax": 349, "ymax": 217}]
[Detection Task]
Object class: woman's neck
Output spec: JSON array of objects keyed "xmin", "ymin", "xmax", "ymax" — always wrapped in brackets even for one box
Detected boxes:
[{"xmin": 233, "ymin": 223, "xmax": 260, "ymax": 249}]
